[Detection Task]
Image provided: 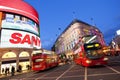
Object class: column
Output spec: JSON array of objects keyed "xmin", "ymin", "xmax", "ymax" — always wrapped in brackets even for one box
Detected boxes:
[
  {"xmin": 16, "ymin": 52, "xmax": 19, "ymax": 71},
  {"xmin": 28, "ymin": 51, "xmax": 32, "ymax": 67},
  {"xmin": 0, "ymin": 52, "xmax": 2, "ymax": 74}
]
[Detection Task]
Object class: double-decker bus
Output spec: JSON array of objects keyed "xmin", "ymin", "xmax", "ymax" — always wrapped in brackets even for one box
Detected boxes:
[
  {"xmin": 32, "ymin": 49, "xmax": 59, "ymax": 71},
  {"xmin": 73, "ymin": 35, "xmax": 108, "ymax": 67}
]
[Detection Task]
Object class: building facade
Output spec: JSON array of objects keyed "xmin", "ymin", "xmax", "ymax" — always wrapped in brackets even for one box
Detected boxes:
[
  {"xmin": 0, "ymin": 0, "xmax": 41, "ymax": 74},
  {"xmin": 110, "ymin": 30, "xmax": 120, "ymax": 49},
  {"xmin": 52, "ymin": 19, "xmax": 105, "ymax": 59}
]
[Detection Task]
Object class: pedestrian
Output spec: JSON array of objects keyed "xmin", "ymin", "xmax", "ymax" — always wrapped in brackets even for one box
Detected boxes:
[
  {"xmin": 2, "ymin": 68, "xmax": 4, "ymax": 74},
  {"xmin": 11, "ymin": 66, "xmax": 15, "ymax": 76},
  {"xmin": 7, "ymin": 67, "xmax": 10, "ymax": 74},
  {"xmin": 26, "ymin": 64, "xmax": 30, "ymax": 70},
  {"xmin": 18, "ymin": 65, "xmax": 22, "ymax": 72},
  {"xmin": 5, "ymin": 67, "xmax": 7, "ymax": 75}
]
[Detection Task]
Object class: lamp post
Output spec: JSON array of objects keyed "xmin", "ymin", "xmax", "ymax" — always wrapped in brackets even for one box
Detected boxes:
[{"xmin": 91, "ymin": 18, "xmax": 96, "ymax": 26}]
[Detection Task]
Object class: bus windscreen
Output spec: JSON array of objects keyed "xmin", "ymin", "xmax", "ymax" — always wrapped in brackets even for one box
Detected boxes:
[{"xmin": 84, "ymin": 43, "xmax": 103, "ymax": 59}]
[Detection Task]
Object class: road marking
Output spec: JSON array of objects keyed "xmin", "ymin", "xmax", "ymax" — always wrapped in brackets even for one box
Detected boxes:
[
  {"xmin": 105, "ymin": 65, "xmax": 120, "ymax": 74},
  {"xmin": 55, "ymin": 65, "xmax": 74, "ymax": 80},
  {"xmin": 68, "ymin": 69, "xmax": 82, "ymax": 72},
  {"xmin": 84, "ymin": 67, "xmax": 88, "ymax": 80},
  {"xmin": 23, "ymin": 72, "xmax": 119, "ymax": 80},
  {"xmin": 39, "ymin": 75, "xmax": 84, "ymax": 79},
  {"xmin": 35, "ymin": 66, "xmax": 63, "ymax": 79},
  {"xmin": 88, "ymin": 72, "xmax": 118, "ymax": 76}
]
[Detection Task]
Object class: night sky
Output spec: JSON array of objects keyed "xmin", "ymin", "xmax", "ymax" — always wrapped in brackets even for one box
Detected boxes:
[{"xmin": 24, "ymin": 0, "xmax": 120, "ymax": 50}]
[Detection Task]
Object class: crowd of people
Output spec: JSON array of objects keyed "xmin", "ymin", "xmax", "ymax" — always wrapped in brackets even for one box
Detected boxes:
[
  {"xmin": 1, "ymin": 64, "xmax": 31, "ymax": 76},
  {"xmin": 2, "ymin": 66, "xmax": 15, "ymax": 76}
]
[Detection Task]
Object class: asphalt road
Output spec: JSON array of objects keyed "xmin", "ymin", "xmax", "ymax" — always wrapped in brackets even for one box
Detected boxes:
[{"xmin": 1, "ymin": 56, "xmax": 120, "ymax": 80}]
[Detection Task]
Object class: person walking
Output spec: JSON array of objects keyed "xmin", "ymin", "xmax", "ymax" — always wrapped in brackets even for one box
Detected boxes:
[
  {"xmin": 5, "ymin": 67, "xmax": 7, "ymax": 75},
  {"xmin": 2, "ymin": 68, "xmax": 4, "ymax": 74},
  {"xmin": 18, "ymin": 65, "xmax": 22, "ymax": 72},
  {"xmin": 7, "ymin": 67, "xmax": 10, "ymax": 74},
  {"xmin": 11, "ymin": 66, "xmax": 15, "ymax": 76},
  {"xmin": 26, "ymin": 64, "xmax": 30, "ymax": 70}
]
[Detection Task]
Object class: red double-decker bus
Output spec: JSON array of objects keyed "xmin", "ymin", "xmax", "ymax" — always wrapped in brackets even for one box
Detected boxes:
[
  {"xmin": 73, "ymin": 35, "xmax": 108, "ymax": 67},
  {"xmin": 32, "ymin": 49, "xmax": 59, "ymax": 71}
]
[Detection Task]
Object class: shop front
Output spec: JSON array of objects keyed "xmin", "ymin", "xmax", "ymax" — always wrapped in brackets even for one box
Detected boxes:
[{"xmin": 0, "ymin": 49, "xmax": 32, "ymax": 74}]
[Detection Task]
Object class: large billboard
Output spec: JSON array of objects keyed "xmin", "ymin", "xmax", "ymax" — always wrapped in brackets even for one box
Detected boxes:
[
  {"xmin": 1, "ymin": 29, "xmax": 41, "ymax": 49},
  {"xmin": 0, "ymin": 12, "xmax": 41, "ymax": 49},
  {"xmin": 1, "ymin": 13, "xmax": 39, "ymax": 36}
]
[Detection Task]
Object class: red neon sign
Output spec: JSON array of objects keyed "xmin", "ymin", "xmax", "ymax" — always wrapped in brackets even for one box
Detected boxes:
[{"xmin": 9, "ymin": 32, "xmax": 40, "ymax": 46}]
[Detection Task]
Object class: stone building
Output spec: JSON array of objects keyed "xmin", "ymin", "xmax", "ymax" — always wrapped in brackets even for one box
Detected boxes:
[{"xmin": 52, "ymin": 19, "xmax": 105, "ymax": 59}]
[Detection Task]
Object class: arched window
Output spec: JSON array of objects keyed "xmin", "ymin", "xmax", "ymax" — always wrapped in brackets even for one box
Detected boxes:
[
  {"xmin": 19, "ymin": 51, "xmax": 29, "ymax": 57},
  {"xmin": 2, "ymin": 52, "xmax": 16, "ymax": 58}
]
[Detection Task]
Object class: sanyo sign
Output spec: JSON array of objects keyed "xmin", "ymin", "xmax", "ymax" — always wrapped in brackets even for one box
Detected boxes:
[{"xmin": 1, "ymin": 29, "xmax": 41, "ymax": 49}]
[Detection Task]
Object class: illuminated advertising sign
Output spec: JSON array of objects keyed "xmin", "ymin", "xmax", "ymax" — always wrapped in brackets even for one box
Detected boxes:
[
  {"xmin": 1, "ymin": 29, "xmax": 41, "ymax": 49},
  {"xmin": 1, "ymin": 13, "xmax": 39, "ymax": 35},
  {"xmin": 0, "ymin": 12, "xmax": 41, "ymax": 49},
  {"xmin": 116, "ymin": 30, "xmax": 120, "ymax": 35}
]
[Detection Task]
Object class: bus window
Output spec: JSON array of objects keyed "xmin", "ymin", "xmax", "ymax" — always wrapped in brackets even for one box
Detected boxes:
[{"xmin": 84, "ymin": 43, "xmax": 104, "ymax": 59}]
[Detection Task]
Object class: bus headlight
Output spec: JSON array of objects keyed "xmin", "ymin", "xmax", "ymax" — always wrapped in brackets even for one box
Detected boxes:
[
  {"xmin": 86, "ymin": 60, "xmax": 92, "ymax": 64},
  {"xmin": 103, "ymin": 57, "xmax": 108, "ymax": 61}
]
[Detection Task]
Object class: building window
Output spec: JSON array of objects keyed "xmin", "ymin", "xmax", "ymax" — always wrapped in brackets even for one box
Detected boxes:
[{"xmin": 2, "ymin": 52, "xmax": 16, "ymax": 58}]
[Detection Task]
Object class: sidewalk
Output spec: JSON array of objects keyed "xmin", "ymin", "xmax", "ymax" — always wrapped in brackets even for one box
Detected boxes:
[{"xmin": 0, "ymin": 70, "xmax": 32, "ymax": 78}]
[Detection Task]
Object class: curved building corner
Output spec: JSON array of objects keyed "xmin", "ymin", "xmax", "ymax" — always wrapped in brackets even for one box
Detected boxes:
[
  {"xmin": 52, "ymin": 19, "xmax": 106, "ymax": 60},
  {"xmin": 0, "ymin": 0, "xmax": 41, "ymax": 74}
]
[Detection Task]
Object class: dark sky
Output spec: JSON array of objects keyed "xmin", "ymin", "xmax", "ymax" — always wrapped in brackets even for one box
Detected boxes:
[{"xmin": 24, "ymin": 0, "xmax": 120, "ymax": 50}]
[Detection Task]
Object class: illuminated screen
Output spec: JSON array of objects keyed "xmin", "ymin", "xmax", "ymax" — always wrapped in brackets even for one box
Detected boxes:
[
  {"xmin": 1, "ymin": 13, "xmax": 39, "ymax": 35},
  {"xmin": 0, "ymin": 29, "xmax": 41, "ymax": 49}
]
